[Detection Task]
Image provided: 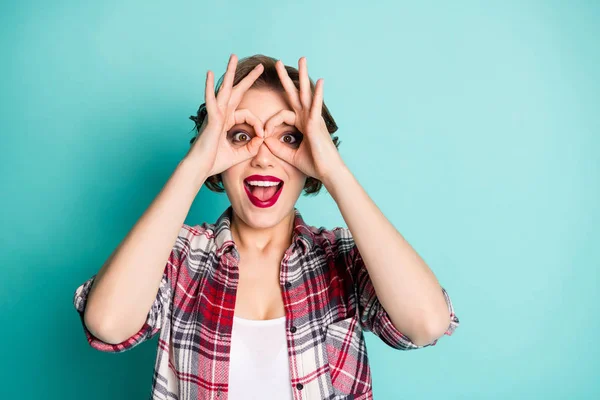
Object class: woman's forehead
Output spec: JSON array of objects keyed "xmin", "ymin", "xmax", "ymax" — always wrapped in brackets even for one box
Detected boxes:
[
  {"xmin": 237, "ymin": 88, "xmax": 293, "ymax": 122},
  {"xmin": 233, "ymin": 120, "xmax": 297, "ymax": 132}
]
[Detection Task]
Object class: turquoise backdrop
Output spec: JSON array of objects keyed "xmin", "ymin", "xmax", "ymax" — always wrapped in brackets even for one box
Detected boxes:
[{"xmin": 1, "ymin": 0, "xmax": 598, "ymax": 398}]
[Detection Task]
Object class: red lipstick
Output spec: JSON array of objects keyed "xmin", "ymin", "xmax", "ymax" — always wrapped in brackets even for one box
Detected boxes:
[{"xmin": 243, "ymin": 175, "xmax": 284, "ymax": 208}]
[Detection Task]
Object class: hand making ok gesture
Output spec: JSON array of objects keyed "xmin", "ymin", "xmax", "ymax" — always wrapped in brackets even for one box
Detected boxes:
[{"xmin": 263, "ymin": 57, "xmax": 344, "ymax": 183}]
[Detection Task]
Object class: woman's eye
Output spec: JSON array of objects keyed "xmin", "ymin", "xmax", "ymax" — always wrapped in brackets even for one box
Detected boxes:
[
  {"xmin": 232, "ymin": 131, "xmax": 250, "ymax": 142},
  {"xmin": 281, "ymin": 133, "xmax": 302, "ymax": 146}
]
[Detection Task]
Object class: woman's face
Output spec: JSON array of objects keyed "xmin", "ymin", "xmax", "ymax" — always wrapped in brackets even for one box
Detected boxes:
[{"xmin": 221, "ymin": 87, "xmax": 307, "ymax": 230}]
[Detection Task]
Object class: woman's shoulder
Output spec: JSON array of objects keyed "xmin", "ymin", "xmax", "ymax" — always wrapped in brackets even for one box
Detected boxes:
[
  {"xmin": 308, "ymin": 223, "xmax": 352, "ymax": 237},
  {"xmin": 174, "ymin": 221, "xmax": 219, "ymax": 249},
  {"xmin": 306, "ymin": 224, "xmax": 355, "ymax": 251},
  {"xmin": 179, "ymin": 221, "xmax": 216, "ymax": 236}
]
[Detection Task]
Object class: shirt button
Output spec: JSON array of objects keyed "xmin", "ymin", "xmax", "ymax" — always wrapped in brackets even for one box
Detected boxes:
[
  {"xmin": 296, "ymin": 383, "xmax": 303, "ymax": 390},
  {"xmin": 285, "ymin": 281, "xmax": 292, "ymax": 289},
  {"xmin": 290, "ymin": 326, "xmax": 297, "ymax": 333}
]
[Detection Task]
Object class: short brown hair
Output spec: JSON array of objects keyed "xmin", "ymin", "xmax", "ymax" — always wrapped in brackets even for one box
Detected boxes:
[{"xmin": 189, "ymin": 54, "xmax": 340, "ymax": 196}]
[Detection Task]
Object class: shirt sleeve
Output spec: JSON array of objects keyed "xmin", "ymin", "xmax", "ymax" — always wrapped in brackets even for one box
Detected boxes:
[
  {"xmin": 334, "ymin": 227, "xmax": 460, "ymax": 351},
  {"xmin": 72, "ymin": 224, "xmax": 191, "ymax": 353}
]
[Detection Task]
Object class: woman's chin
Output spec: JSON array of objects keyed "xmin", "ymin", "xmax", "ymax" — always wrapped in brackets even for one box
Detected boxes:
[{"xmin": 233, "ymin": 200, "xmax": 292, "ymax": 228}]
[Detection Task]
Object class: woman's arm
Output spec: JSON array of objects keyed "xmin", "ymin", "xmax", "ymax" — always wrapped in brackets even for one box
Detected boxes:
[
  {"xmin": 83, "ymin": 56, "xmax": 267, "ymax": 344},
  {"xmin": 258, "ymin": 56, "xmax": 452, "ymax": 346},
  {"xmin": 323, "ymin": 164, "xmax": 451, "ymax": 346},
  {"xmin": 83, "ymin": 158, "xmax": 207, "ymax": 344}
]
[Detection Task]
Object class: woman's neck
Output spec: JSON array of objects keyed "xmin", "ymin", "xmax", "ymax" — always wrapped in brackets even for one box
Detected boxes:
[{"xmin": 230, "ymin": 209, "xmax": 295, "ymax": 257}]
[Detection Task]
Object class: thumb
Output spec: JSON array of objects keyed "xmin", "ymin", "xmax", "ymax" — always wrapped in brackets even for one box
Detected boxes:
[
  {"xmin": 232, "ymin": 136, "xmax": 264, "ymax": 164},
  {"xmin": 246, "ymin": 135, "xmax": 265, "ymax": 156},
  {"xmin": 264, "ymin": 137, "xmax": 296, "ymax": 165}
]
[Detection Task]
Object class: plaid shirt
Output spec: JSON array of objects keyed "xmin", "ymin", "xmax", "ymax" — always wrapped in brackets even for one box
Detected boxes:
[{"xmin": 74, "ymin": 206, "xmax": 459, "ymax": 399}]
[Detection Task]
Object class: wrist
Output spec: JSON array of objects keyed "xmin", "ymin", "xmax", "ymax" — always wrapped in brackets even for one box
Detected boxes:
[
  {"xmin": 320, "ymin": 160, "xmax": 350, "ymax": 189},
  {"xmin": 178, "ymin": 156, "xmax": 210, "ymax": 189}
]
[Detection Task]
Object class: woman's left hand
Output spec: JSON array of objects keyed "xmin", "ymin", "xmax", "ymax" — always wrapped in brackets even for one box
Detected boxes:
[{"xmin": 263, "ymin": 57, "xmax": 345, "ymax": 183}]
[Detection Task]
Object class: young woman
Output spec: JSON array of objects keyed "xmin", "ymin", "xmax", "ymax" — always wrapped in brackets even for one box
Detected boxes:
[{"xmin": 74, "ymin": 54, "xmax": 460, "ymax": 400}]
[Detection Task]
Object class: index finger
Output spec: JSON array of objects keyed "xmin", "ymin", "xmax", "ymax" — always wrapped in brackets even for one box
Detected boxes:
[{"xmin": 233, "ymin": 109, "xmax": 265, "ymax": 138}]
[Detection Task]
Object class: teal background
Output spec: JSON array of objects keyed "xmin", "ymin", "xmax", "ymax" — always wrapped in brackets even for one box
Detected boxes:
[{"xmin": 1, "ymin": 0, "xmax": 598, "ymax": 398}]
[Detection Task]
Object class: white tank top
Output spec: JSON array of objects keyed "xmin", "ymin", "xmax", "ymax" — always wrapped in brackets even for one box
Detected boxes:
[{"xmin": 227, "ymin": 315, "xmax": 294, "ymax": 399}]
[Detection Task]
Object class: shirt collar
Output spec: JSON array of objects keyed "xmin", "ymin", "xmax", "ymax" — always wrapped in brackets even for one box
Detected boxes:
[{"xmin": 214, "ymin": 206, "xmax": 315, "ymax": 259}]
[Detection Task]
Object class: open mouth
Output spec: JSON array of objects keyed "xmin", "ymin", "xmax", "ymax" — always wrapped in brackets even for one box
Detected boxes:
[{"xmin": 243, "ymin": 177, "xmax": 284, "ymax": 208}]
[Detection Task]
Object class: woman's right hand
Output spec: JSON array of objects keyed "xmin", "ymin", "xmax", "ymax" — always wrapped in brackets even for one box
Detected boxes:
[{"xmin": 186, "ymin": 54, "xmax": 265, "ymax": 177}]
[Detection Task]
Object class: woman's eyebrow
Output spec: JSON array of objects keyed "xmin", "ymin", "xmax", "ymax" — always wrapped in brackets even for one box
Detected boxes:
[
  {"xmin": 231, "ymin": 122, "xmax": 299, "ymax": 132},
  {"xmin": 273, "ymin": 123, "xmax": 299, "ymax": 132},
  {"xmin": 230, "ymin": 123, "xmax": 255, "ymax": 130}
]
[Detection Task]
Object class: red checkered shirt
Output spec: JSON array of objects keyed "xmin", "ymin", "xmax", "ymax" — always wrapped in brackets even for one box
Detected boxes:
[{"xmin": 74, "ymin": 206, "xmax": 460, "ymax": 399}]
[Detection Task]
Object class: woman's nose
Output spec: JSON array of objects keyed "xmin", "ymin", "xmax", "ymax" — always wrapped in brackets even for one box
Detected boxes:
[{"xmin": 250, "ymin": 141, "xmax": 276, "ymax": 168}]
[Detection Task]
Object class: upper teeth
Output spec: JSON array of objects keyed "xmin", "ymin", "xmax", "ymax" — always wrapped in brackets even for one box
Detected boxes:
[{"xmin": 246, "ymin": 181, "xmax": 280, "ymax": 187}]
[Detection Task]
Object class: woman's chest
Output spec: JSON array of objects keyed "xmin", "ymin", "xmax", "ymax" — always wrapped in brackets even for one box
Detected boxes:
[
  {"xmin": 233, "ymin": 259, "xmax": 286, "ymax": 320},
  {"xmin": 167, "ymin": 250, "xmax": 372, "ymax": 398}
]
